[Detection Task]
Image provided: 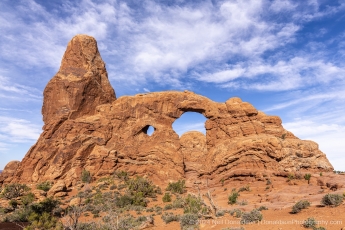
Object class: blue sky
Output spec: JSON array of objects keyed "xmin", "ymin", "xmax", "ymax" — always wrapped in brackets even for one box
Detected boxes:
[{"xmin": 0, "ymin": 0, "xmax": 344, "ymax": 171}]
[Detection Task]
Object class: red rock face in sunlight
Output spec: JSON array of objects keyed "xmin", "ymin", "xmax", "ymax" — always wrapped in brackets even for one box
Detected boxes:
[{"xmin": 0, "ymin": 35, "xmax": 333, "ymax": 187}]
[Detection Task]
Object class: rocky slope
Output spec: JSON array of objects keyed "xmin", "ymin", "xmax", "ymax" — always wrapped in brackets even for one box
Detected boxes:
[{"xmin": 0, "ymin": 35, "xmax": 333, "ymax": 188}]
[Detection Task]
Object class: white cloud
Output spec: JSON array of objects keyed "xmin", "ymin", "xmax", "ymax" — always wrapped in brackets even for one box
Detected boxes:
[
  {"xmin": 0, "ymin": 116, "xmax": 41, "ymax": 143},
  {"xmin": 0, "ymin": 75, "xmax": 42, "ymax": 101}
]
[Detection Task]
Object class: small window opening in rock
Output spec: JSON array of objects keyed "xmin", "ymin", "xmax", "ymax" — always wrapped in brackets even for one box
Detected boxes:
[
  {"xmin": 143, "ymin": 125, "xmax": 155, "ymax": 136},
  {"xmin": 172, "ymin": 112, "xmax": 207, "ymax": 137}
]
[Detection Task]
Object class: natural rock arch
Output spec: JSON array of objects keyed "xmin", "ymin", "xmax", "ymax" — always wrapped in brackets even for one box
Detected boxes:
[
  {"xmin": 172, "ymin": 111, "xmax": 207, "ymax": 137},
  {"xmin": 0, "ymin": 35, "xmax": 333, "ymax": 188}
]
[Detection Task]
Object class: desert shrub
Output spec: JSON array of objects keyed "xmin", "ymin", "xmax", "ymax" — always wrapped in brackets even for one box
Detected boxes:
[
  {"xmin": 127, "ymin": 176, "xmax": 158, "ymax": 198},
  {"xmin": 257, "ymin": 206, "xmax": 268, "ymax": 211},
  {"xmin": 238, "ymin": 185, "xmax": 250, "ymax": 192},
  {"xmin": 1, "ymin": 183, "xmax": 30, "ymax": 199},
  {"xmin": 115, "ymin": 193, "xmax": 148, "ymax": 208},
  {"xmin": 36, "ymin": 181, "xmax": 52, "ymax": 192},
  {"xmin": 228, "ymin": 189, "xmax": 239, "ymax": 205},
  {"xmin": 180, "ymin": 213, "xmax": 199, "ymax": 230},
  {"xmin": 81, "ymin": 169, "xmax": 92, "ymax": 183},
  {"xmin": 162, "ymin": 193, "xmax": 172, "ymax": 203},
  {"xmin": 5, "ymin": 207, "xmax": 32, "ymax": 222},
  {"xmin": 184, "ymin": 194, "xmax": 208, "ymax": 215},
  {"xmin": 117, "ymin": 215, "xmax": 149, "ymax": 230},
  {"xmin": 216, "ymin": 210, "xmax": 226, "ymax": 217},
  {"xmin": 303, "ymin": 217, "xmax": 317, "ymax": 228},
  {"xmin": 161, "ymin": 212, "xmax": 180, "ymax": 223},
  {"xmin": 291, "ymin": 200, "xmax": 311, "ymax": 214},
  {"xmin": 25, "ymin": 212, "xmax": 59, "ymax": 230},
  {"xmin": 229, "ymin": 209, "xmax": 242, "ymax": 218},
  {"xmin": 114, "ymin": 170, "xmax": 129, "ymax": 181},
  {"xmin": 265, "ymin": 186, "xmax": 270, "ymax": 190},
  {"xmin": 172, "ymin": 196, "xmax": 184, "ymax": 209},
  {"xmin": 321, "ymin": 194, "xmax": 343, "ymax": 207},
  {"xmin": 21, "ymin": 193, "xmax": 35, "ymax": 207},
  {"xmin": 166, "ymin": 180, "xmax": 186, "ymax": 194},
  {"xmin": 304, "ymin": 174, "xmax": 311, "ymax": 184},
  {"xmin": 30, "ymin": 197, "xmax": 60, "ymax": 215},
  {"xmin": 313, "ymin": 227, "xmax": 326, "ymax": 230},
  {"xmin": 9, "ymin": 199, "xmax": 18, "ymax": 209},
  {"xmin": 241, "ymin": 209, "xmax": 263, "ymax": 224},
  {"xmin": 164, "ymin": 204, "xmax": 173, "ymax": 210}
]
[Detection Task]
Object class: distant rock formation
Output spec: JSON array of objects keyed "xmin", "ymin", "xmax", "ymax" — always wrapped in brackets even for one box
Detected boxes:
[{"xmin": 0, "ymin": 35, "xmax": 333, "ymax": 187}]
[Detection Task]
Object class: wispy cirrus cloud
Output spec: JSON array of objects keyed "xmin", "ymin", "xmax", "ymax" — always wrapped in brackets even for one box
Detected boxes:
[{"xmin": 0, "ymin": 116, "xmax": 41, "ymax": 143}]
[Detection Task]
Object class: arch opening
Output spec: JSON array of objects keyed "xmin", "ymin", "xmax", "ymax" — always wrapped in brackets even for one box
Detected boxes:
[
  {"xmin": 143, "ymin": 125, "xmax": 155, "ymax": 136},
  {"xmin": 172, "ymin": 112, "xmax": 207, "ymax": 137}
]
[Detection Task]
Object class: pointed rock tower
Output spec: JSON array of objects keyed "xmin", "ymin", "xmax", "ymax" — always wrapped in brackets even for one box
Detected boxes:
[{"xmin": 42, "ymin": 34, "xmax": 116, "ymax": 125}]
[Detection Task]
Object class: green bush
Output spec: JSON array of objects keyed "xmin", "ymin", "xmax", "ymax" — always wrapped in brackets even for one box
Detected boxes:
[
  {"xmin": 180, "ymin": 213, "xmax": 199, "ymax": 230},
  {"xmin": 30, "ymin": 197, "xmax": 60, "ymax": 215},
  {"xmin": 166, "ymin": 180, "xmax": 186, "ymax": 194},
  {"xmin": 257, "ymin": 206, "xmax": 268, "ymax": 211},
  {"xmin": 162, "ymin": 193, "xmax": 172, "ymax": 203},
  {"xmin": 161, "ymin": 212, "xmax": 180, "ymax": 224},
  {"xmin": 228, "ymin": 189, "xmax": 239, "ymax": 205},
  {"xmin": 171, "ymin": 196, "xmax": 184, "ymax": 209},
  {"xmin": 304, "ymin": 174, "xmax": 311, "ymax": 184},
  {"xmin": 183, "ymin": 194, "xmax": 208, "ymax": 215},
  {"xmin": 1, "ymin": 183, "xmax": 30, "ymax": 199},
  {"xmin": 303, "ymin": 217, "xmax": 317, "ymax": 228},
  {"xmin": 321, "ymin": 194, "xmax": 343, "ymax": 207},
  {"xmin": 36, "ymin": 181, "xmax": 52, "ymax": 192},
  {"xmin": 114, "ymin": 193, "xmax": 148, "ymax": 208},
  {"xmin": 21, "ymin": 193, "xmax": 35, "ymax": 206},
  {"xmin": 9, "ymin": 199, "xmax": 18, "ymax": 209},
  {"xmin": 163, "ymin": 204, "xmax": 173, "ymax": 210},
  {"xmin": 25, "ymin": 212, "xmax": 59, "ymax": 230},
  {"xmin": 114, "ymin": 170, "xmax": 129, "ymax": 181},
  {"xmin": 241, "ymin": 209, "xmax": 263, "ymax": 224},
  {"xmin": 127, "ymin": 176, "xmax": 158, "ymax": 198},
  {"xmin": 291, "ymin": 200, "xmax": 311, "ymax": 214},
  {"xmin": 81, "ymin": 169, "xmax": 92, "ymax": 183}
]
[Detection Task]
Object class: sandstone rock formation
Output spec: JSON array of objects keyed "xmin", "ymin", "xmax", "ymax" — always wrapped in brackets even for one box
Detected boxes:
[
  {"xmin": 0, "ymin": 35, "xmax": 333, "ymax": 187},
  {"xmin": 0, "ymin": 161, "xmax": 20, "ymax": 183}
]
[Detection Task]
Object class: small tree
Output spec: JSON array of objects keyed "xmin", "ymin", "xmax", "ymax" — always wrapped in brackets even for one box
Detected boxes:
[
  {"xmin": 228, "ymin": 189, "xmax": 239, "ymax": 205},
  {"xmin": 304, "ymin": 173, "xmax": 311, "ymax": 184},
  {"xmin": 81, "ymin": 169, "xmax": 92, "ymax": 183}
]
